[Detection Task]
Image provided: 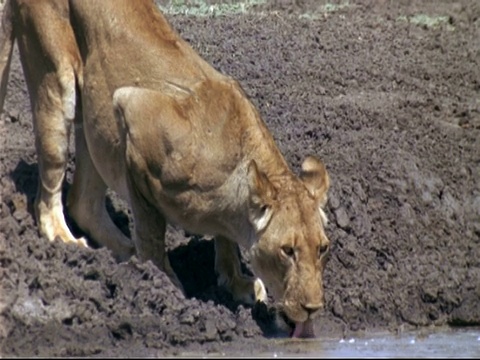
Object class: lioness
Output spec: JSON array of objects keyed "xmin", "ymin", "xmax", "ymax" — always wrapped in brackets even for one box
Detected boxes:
[{"xmin": 0, "ymin": 0, "xmax": 331, "ymax": 338}]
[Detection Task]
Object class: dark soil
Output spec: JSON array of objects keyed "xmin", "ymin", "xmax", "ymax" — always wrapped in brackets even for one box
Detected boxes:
[{"xmin": 1, "ymin": 0, "xmax": 479, "ymax": 356}]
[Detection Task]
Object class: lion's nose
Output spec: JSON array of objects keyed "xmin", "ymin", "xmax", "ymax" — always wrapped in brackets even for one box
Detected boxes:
[{"xmin": 301, "ymin": 302, "xmax": 324, "ymax": 316}]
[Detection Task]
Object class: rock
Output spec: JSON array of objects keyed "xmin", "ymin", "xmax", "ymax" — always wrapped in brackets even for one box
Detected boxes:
[{"xmin": 335, "ymin": 207, "xmax": 350, "ymax": 229}]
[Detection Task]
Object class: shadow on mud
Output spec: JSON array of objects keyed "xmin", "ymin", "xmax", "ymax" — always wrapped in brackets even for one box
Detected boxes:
[
  {"xmin": 169, "ymin": 236, "xmax": 284, "ymax": 338},
  {"xmin": 9, "ymin": 160, "xmax": 38, "ymax": 216}
]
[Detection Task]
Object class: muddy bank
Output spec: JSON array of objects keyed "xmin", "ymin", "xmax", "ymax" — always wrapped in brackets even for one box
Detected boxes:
[{"xmin": 1, "ymin": 0, "xmax": 479, "ymax": 356}]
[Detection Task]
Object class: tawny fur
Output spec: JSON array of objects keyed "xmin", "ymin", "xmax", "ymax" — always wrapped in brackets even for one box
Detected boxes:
[{"xmin": 0, "ymin": 0, "xmax": 331, "ymax": 329}]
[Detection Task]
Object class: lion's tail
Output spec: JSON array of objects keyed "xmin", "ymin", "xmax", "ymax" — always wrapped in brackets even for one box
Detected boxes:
[{"xmin": 0, "ymin": 0, "xmax": 14, "ymax": 113}]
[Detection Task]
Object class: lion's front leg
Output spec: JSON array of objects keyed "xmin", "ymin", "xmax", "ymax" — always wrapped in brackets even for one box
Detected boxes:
[
  {"xmin": 127, "ymin": 179, "xmax": 184, "ymax": 294},
  {"xmin": 214, "ymin": 236, "xmax": 267, "ymax": 304}
]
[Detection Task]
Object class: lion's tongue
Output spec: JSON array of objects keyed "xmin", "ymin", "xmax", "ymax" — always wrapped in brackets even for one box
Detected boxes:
[{"xmin": 291, "ymin": 319, "xmax": 316, "ymax": 338}]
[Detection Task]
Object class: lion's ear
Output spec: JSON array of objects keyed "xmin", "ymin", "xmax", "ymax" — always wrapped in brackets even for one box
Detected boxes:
[
  {"xmin": 300, "ymin": 156, "xmax": 330, "ymax": 208},
  {"xmin": 247, "ymin": 159, "xmax": 276, "ymax": 232}
]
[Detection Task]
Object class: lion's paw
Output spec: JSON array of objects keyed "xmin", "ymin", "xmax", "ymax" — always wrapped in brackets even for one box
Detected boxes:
[
  {"xmin": 54, "ymin": 234, "xmax": 88, "ymax": 247},
  {"xmin": 253, "ymin": 277, "xmax": 267, "ymax": 303},
  {"xmin": 219, "ymin": 274, "xmax": 267, "ymax": 305}
]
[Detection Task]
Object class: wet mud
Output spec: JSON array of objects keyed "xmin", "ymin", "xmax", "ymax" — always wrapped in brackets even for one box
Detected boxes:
[{"xmin": 1, "ymin": 0, "xmax": 479, "ymax": 356}]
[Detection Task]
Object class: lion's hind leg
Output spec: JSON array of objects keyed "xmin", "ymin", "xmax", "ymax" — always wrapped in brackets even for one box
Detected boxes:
[
  {"xmin": 0, "ymin": 0, "xmax": 14, "ymax": 113},
  {"xmin": 214, "ymin": 236, "xmax": 267, "ymax": 304},
  {"xmin": 32, "ymin": 66, "xmax": 88, "ymax": 248},
  {"xmin": 14, "ymin": 0, "xmax": 86, "ymax": 247},
  {"xmin": 66, "ymin": 121, "xmax": 135, "ymax": 262}
]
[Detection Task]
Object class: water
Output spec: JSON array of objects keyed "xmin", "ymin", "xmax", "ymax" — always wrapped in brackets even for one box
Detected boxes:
[{"xmin": 264, "ymin": 326, "xmax": 480, "ymax": 358}]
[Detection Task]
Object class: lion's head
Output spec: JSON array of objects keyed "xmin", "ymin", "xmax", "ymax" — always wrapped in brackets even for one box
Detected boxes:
[{"xmin": 248, "ymin": 156, "xmax": 330, "ymax": 338}]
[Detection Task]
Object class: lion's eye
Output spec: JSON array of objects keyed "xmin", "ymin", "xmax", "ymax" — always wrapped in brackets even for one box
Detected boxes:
[
  {"xmin": 281, "ymin": 245, "xmax": 295, "ymax": 258},
  {"xmin": 318, "ymin": 244, "xmax": 329, "ymax": 257}
]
